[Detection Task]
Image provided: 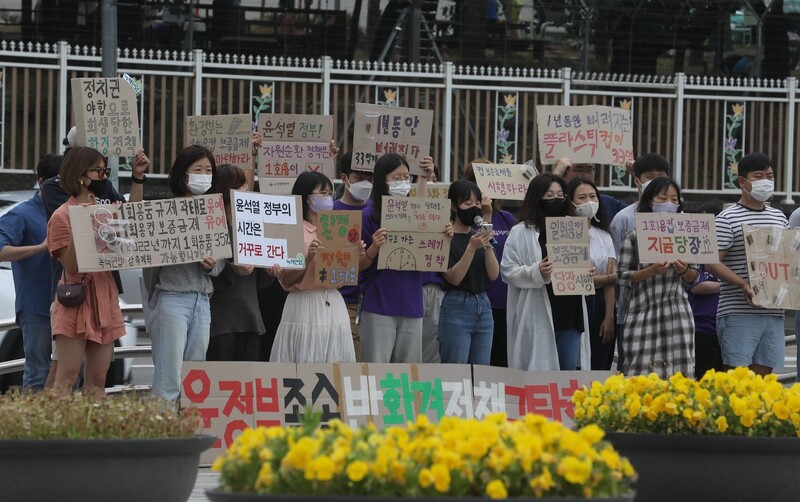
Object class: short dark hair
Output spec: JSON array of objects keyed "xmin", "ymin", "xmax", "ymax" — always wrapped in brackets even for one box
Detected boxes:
[
  {"xmin": 168, "ymin": 145, "xmax": 216, "ymax": 197},
  {"xmin": 447, "ymin": 180, "xmax": 482, "ymax": 221},
  {"xmin": 737, "ymin": 153, "xmax": 772, "ymax": 178},
  {"xmin": 338, "ymin": 151, "xmax": 354, "ymax": 175},
  {"xmin": 212, "ymin": 164, "xmax": 247, "ymax": 209},
  {"xmin": 370, "ymin": 153, "xmax": 409, "ymax": 223},
  {"xmin": 37, "ymin": 154, "xmax": 63, "ymax": 181},
  {"xmin": 566, "ymin": 177, "xmax": 609, "ymax": 232},
  {"xmin": 463, "ymin": 158, "xmax": 492, "ymax": 183},
  {"xmin": 518, "ymin": 173, "xmax": 566, "ymax": 231},
  {"xmin": 637, "ymin": 177, "xmax": 683, "ymax": 213},
  {"xmin": 634, "ymin": 153, "xmax": 670, "ymax": 179},
  {"xmin": 292, "ymin": 171, "xmax": 333, "ymax": 222},
  {"xmin": 60, "ymin": 146, "xmax": 105, "ymax": 196}
]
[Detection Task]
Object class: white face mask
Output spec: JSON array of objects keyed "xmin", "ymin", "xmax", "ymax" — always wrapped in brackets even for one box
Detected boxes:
[
  {"xmin": 348, "ymin": 180, "xmax": 373, "ymax": 202},
  {"xmin": 387, "ymin": 180, "xmax": 411, "ymax": 197},
  {"xmin": 186, "ymin": 173, "xmax": 213, "ymax": 195},
  {"xmin": 747, "ymin": 179, "xmax": 774, "ymax": 202},
  {"xmin": 639, "ymin": 178, "xmax": 653, "ymax": 193},
  {"xmin": 573, "ymin": 200, "xmax": 599, "ymax": 219}
]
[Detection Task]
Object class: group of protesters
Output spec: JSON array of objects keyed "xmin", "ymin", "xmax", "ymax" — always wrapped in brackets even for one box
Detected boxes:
[{"xmin": 1, "ymin": 125, "xmax": 797, "ymax": 401}]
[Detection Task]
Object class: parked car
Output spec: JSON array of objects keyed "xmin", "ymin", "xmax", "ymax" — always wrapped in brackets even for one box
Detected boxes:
[{"xmin": 0, "ymin": 191, "xmax": 141, "ymax": 392}]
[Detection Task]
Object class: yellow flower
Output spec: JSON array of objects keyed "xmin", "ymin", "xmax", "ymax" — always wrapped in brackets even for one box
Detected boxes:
[
  {"xmin": 259, "ymin": 84, "xmax": 272, "ymax": 98},
  {"xmin": 305, "ymin": 456, "xmax": 336, "ymax": 482},
  {"xmin": 384, "ymin": 89, "xmax": 397, "ymax": 103},
  {"xmin": 418, "ymin": 468, "xmax": 434, "ymax": 489},
  {"xmin": 486, "ymin": 479, "xmax": 508, "ymax": 499},
  {"xmin": 255, "ymin": 463, "xmax": 273, "ymax": 489},
  {"xmin": 530, "ymin": 467, "xmax": 555, "ymax": 494},
  {"xmin": 732, "ymin": 103, "xmax": 744, "ymax": 116},
  {"xmin": 504, "ymin": 94, "xmax": 516, "ymax": 107},
  {"xmin": 557, "ymin": 456, "xmax": 593, "ymax": 485},
  {"xmin": 619, "ymin": 99, "xmax": 632, "ymax": 110},
  {"xmin": 578, "ymin": 424, "xmax": 605, "ymax": 445},
  {"xmin": 346, "ymin": 460, "xmax": 369, "ymax": 482},
  {"xmin": 430, "ymin": 464, "xmax": 451, "ymax": 493},
  {"xmin": 500, "ymin": 154, "xmax": 513, "ymax": 164},
  {"xmin": 211, "ymin": 456, "xmax": 225, "ymax": 472},
  {"xmin": 716, "ymin": 416, "xmax": 729, "ymax": 433}
]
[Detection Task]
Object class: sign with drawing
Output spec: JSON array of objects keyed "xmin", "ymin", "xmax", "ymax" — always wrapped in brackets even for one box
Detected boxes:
[
  {"xmin": 742, "ymin": 224, "xmax": 800, "ymax": 309},
  {"xmin": 185, "ymin": 113, "xmax": 253, "ymax": 172},
  {"xmin": 545, "ymin": 216, "xmax": 594, "ymax": 296},
  {"xmin": 352, "ymin": 103, "xmax": 433, "ymax": 175},
  {"xmin": 635, "ymin": 213, "xmax": 719, "ymax": 264},
  {"xmin": 378, "ymin": 196, "xmax": 451, "ymax": 272},
  {"xmin": 470, "ymin": 163, "xmax": 531, "ymax": 201},
  {"xmin": 71, "ymin": 77, "xmax": 140, "ymax": 157},
  {"xmin": 314, "ymin": 210, "xmax": 362, "ymax": 287},
  {"xmin": 231, "ymin": 191, "xmax": 306, "ymax": 269}
]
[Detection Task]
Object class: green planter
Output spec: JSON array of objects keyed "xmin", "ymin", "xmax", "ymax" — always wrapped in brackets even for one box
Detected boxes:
[{"xmin": 206, "ymin": 491, "xmax": 636, "ymax": 501}]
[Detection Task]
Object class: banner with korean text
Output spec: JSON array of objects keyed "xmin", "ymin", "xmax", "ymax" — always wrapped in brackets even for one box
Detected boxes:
[
  {"xmin": 545, "ymin": 216, "xmax": 595, "ymax": 296},
  {"xmin": 71, "ymin": 77, "xmax": 140, "ymax": 156},
  {"xmin": 186, "ymin": 113, "xmax": 253, "ymax": 172},
  {"xmin": 314, "ymin": 210, "xmax": 362, "ymax": 287},
  {"xmin": 378, "ymin": 196, "xmax": 451, "ymax": 272},
  {"xmin": 471, "ymin": 163, "xmax": 532, "ymax": 201},
  {"xmin": 352, "ymin": 103, "xmax": 433, "ymax": 175},
  {"xmin": 634, "ymin": 213, "xmax": 718, "ymax": 264},
  {"xmin": 743, "ymin": 224, "xmax": 800, "ymax": 309}
]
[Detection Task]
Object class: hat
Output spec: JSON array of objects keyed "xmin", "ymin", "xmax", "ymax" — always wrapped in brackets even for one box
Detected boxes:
[{"xmin": 63, "ymin": 126, "xmax": 78, "ymax": 148}]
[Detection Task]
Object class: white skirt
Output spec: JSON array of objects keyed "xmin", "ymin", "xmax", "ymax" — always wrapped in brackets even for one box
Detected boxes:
[{"xmin": 270, "ymin": 289, "xmax": 356, "ymax": 363}]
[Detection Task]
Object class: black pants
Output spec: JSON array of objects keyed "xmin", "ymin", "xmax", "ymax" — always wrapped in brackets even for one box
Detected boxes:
[
  {"xmin": 695, "ymin": 331, "xmax": 724, "ymax": 379},
  {"xmin": 586, "ymin": 290, "xmax": 616, "ymax": 371},
  {"xmin": 490, "ymin": 308, "xmax": 508, "ymax": 367},
  {"xmin": 206, "ymin": 333, "xmax": 262, "ymax": 362},
  {"xmin": 258, "ymin": 280, "xmax": 289, "ymax": 361}
]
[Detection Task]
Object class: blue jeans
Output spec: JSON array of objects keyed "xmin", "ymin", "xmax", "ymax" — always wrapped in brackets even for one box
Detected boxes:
[
  {"xmin": 18, "ymin": 311, "xmax": 52, "ymax": 390},
  {"xmin": 437, "ymin": 291, "xmax": 493, "ymax": 365},
  {"xmin": 555, "ymin": 328, "xmax": 582, "ymax": 370},
  {"xmin": 149, "ymin": 291, "xmax": 211, "ymax": 401}
]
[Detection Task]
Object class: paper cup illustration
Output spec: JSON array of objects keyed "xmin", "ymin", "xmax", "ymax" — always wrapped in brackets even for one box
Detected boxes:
[
  {"xmin": 772, "ymin": 282, "xmax": 790, "ymax": 308},
  {"xmin": 744, "ymin": 226, "xmax": 764, "ymax": 253},
  {"xmin": 748, "ymin": 254, "xmax": 769, "ymax": 279},
  {"xmin": 364, "ymin": 111, "xmax": 381, "ymax": 139},
  {"xmin": 767, "ymin": 227, "xmax": 784, "ymax": 253},
  {"xmin": 790, "ymin": 231, "xmax": 800, "ymax": 253}
]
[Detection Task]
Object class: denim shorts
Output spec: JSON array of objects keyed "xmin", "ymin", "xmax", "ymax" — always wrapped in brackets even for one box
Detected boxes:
[{"xmin": 717, "ymin": 315, "xmax": 785, "ymax": 369}]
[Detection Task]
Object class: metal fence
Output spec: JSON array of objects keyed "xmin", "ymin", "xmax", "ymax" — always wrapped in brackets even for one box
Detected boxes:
[{"xmin": 0, "ymin": 40, "xmax": 796, "ymax": 203}]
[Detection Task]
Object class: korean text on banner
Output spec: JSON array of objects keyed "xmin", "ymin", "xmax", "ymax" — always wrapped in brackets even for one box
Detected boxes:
[
  {"xmin": 231, "ymin": 190, "xmax": 306, "ymax": 269},
  {"xmin": 71, "ymin": 77, "xmax": 140, "ymax": 157},
  {"xmin": 742, "ymin": 224, "xmax": 800, "ymax": 309},
  {"xmin": 314, "ymin": 210, "xmax": 362, "ymax": 287},
  {"xmin": 409, "ymin": 182, "xmax": 450, "ymax": 199},
  {"xmin": 68, "ymin": 194, "xmax": 232, "ymax": 272},
  {"xmin": 352, "ymin": 103, "xmax": 433, "ymax": 175},
  {"xmin": 536, "ymin": 105, "xmax": 633, "ymax": 166},
  {"xmin": 378, "ymin": 196, "xmax": 451, "ymax": 272},
  {"xmin": 635, "ymin": 213, "xmax": 719, "ymax": 264},
  {"xmin": 471, "ymin": 163, "xmax": 531, "ymax": 201},
  {"xmin": 545, "ymin": 216, "xmax": 595, "ymax": 296},
  {"xmin": 256, "ymin": 113, "xmax": 335, "ymax": 194},
  {"xmin": 186, "ymin": 114, "xmax": 253, "ymax": 172}
]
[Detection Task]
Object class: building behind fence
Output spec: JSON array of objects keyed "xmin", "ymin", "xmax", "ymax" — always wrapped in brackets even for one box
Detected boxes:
[{"xmin": 0, "ymin": 41, "xmax": 796, "ymax": 204}]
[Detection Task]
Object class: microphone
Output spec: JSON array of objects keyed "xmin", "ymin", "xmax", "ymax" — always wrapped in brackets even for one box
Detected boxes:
[{"xmin": 474, "ymin": 215, "xmax": 498, "ymax": 248}]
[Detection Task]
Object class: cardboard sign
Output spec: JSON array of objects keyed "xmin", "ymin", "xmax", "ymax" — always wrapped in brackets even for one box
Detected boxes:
[
  {"xmin": 536, "ymin": 105, "xmax": 633, "ymax": 166},
  {"xmin": 71, "ymin": 77, "xmax": 140, "ymax": 156},
  {"xmin": 68, "ymin": 195, "xmax": 231, "ymax": 272},
  {"xmin": 742, "ymin": 224, "xmax": 800, "ymax": 309},
  {"xmin": 380, "ymin": 196, "xmax": 450, "ymax": 232},
  {"xmin": 471, "ymin": 163, "xmax": 531, "ymax": 201},
  {"xmin": 635, "ymin": 213, "xmax": 719, "ymax": 264},
  {"xmin": 408, "ymin": 182, "xmax": 450, "ymax": 199},
  {"xmin": 256, "ymin": 113, "xmax": 335, "ymax": 194},
  {"xmin": 186, "ymin": 113, "xmax": 253, "ymax": 171},
  {"xmin": 230, "ymin": 191, "xmax": 306, "ymax": 269},
  {"xmin": 313, "ymin": 210, "xmax": 362, "ymax": 287},
  {"xmin": 181, "ymin": 362, "xmax": 612, "ymax": 464},
  {"xmin": 377, "ymin": 196, "xmax": 451, "ymax": 272},
  {"xmin": 544, "ymin": 217, "xmax": 593, "ymax": 296},
  {"xmin": 352, "ymin": 103, "xmax": 434, "ymax": 175}
]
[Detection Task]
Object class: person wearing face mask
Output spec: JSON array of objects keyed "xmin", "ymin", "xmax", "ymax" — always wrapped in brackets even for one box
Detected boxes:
[
  {"xmin": 358, "ymin": 153, "xmax": 452, "ymax": 363},
  {"xmin": 269, "ymin": 172, "xmax": 357, "ymax": 363},
  {"xmin": 436, "ymin": 181, "xmax": 499, "ymax": 364},
  {"xmin": 706, "ymin": 153, "xmax": 789, "ymax": 377},
  {"xmin": 501, "ymin": 173, "xmax": 591, "ymax": 371},
  {"xmin": 553, "ymin": 157, "xmax": 628, "ymax": 222},
  {"xmin": 566, "ymin": 177, "xmax": 617, "ymax": 371},
  {"xmin": 616, "ymin": 177, "xmax": 698, "ymax": 378},
  {"xmin": 144, "ymin": 145, "xmax": 225, "ymax": 402}
]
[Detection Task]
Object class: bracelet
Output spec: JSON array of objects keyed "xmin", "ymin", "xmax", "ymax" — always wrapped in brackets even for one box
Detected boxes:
[
  {"xmin": 131, "ymin": 174, "xmax": 146, "ymax": 184},
  {"xmin": 679, "ymin": 267, "xmax": 690, "ymax": 275},
  {"xmin": 365, "ymin": 249, "xmax": 375, "ymax": 261}
]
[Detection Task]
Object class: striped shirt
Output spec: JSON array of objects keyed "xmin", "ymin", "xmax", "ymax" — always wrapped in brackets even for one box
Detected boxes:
[{"xmin": 716, "ymin": 203, "xmax": 788, "ymax": 318}]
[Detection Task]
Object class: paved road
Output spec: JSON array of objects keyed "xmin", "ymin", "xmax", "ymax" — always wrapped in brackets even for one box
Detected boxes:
[{"xmin": 190, "ymin": 469, "xmax": 218, "ymax": 502}]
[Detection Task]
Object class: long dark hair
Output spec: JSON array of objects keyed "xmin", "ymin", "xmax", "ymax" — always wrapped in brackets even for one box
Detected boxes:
[
  {"xmin": 518, "ymin": 173, "xmax": 566, "ymax": 231},
  {"xmin": 370, "ymin": 153, "xmax": 409, "ymax": 223},
  {"xmin": 447, "ymin": 180, "xmax": 482, "ymax": 222},
  {"xmin": 292, "ymin": 171, "xmax": 333, "ymax": 222},
  {"xmin": 637, "ymin": 177, "xmax": 683, "ymax": 213},
  {"xmin": 168, "ymin": 145, "xmax": 216, "ymax": 197},
  {"xmin": 566, "ymin": 177, "xmax": 610, "ymax": 232}
]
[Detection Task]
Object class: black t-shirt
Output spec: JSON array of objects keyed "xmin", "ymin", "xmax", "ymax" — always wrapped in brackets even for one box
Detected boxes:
[
  {"xmin": 443, "ymin": 231, "xmax": 490, "ymax": 293},
  {"xmin": 538, "ymin": 230, "xmax": 584, "ymax": 332}
]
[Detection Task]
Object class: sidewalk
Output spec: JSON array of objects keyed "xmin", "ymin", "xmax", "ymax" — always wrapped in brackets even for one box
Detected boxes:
[{"xmin": 189, "ymin": 468, "xmax": 218, "ymax": 502}]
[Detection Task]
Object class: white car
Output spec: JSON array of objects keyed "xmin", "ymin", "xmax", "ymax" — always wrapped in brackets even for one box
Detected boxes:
[{"xmin": 0, "ymin": 191, "xmax": 141, "ymax": 391}]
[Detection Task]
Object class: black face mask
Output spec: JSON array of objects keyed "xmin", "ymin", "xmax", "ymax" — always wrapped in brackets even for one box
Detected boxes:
[
  {"xmin": 455, "ymin": 206, "xmax": 483, "ymax": 226},
  {"xmin": 540, "ymin": 198, "xmax": 566, "ymax": 217},
  {"xmin": 86, "ymin": 178, "xmax": 109, "ymax": 198}
]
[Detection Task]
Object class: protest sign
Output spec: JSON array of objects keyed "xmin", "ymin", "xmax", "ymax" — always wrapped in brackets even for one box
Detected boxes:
[
  {"xmin": 352, "ymin": 103, "xmax": 433, "ymax": 175},
  {"xmin": 230, "ymin": 191, "xmax": 306, "ymax": 269},
  {"xmin": 181, "ymin": 362, "xmax": 613, "ymax": 463},
  {"xmin": 536, "ymin": 105, "xmax": 633, "ymax": 166},
  {"xmin": 68, "ymin": 195, "xmax": 231, "ymax": 272},
  {"xmin": 185, "ymin": 113, "xmax": 253, "ymax": 172},
  {"xmin": 71, "ymin": 77, "xmax": 140, "ymax": 156},
  {"xmin": 544, "ymin": 216, "xmax": 594, "ymax": 296},
  {"xmin": 634, "ymin": 213, "xmax": 718, "ymax": 264},
  {"xmin": 470, "ymin": 163, "xmax": 531, "ymax": 201},
  {"xmin": 256, "ymin": 113, "xmax": 335, "ymax": 193},
  {"xmin": 313, "ymin": 210, "xmax": 362, "ymax": 287},
  {"xmin": 408, "ymin": 182, "xmax": 450, "ymax": 199},
  {"xmin": 378, "ymin": 196, "xmax": 451, "ymax": 272},
  {"xmin": 742, "ymin": 224, "xmax": 800, "ymax": 309}
]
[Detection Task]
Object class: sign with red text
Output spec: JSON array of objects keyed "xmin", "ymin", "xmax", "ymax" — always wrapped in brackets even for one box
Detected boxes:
[
  {"xmin": 231, "ymin": 190, "xmax": 306, "ymax": 269},
  {"xmin": 181, "ymin": 362, "xmax": 612, "ymax": 465},
  {"xmin": 743, "ymin": 224, "xmax": 800, "ymax": 309},
  {"xmin": 314, "ymin": 210, "xmax": 361, "ymax": 287},
  {"xmin": 71, "ymin": 77, "xmax": 140, "ymax": 156},
  {"xmin": 378, "ymin": 196, "xmax": 451, "ymax": 272},
  {"xmin": 409, "ymin": 182, "xmax": 450, "ymax": 199},
  {"xmin": 68, "ymin": 195, "xmax": 231, "ymax": 272},
  {"xmin": 256, "ymin": 113, "xmax": 335, "ymax": 194},
  {"xmin": 186, "ymin": 114, "xmax": 253, "ymax": 171},
  {"xmin": 352, "ymin": 103, "xmax": 433, "ymax": 175},
  {"xmin": 544, "ymin": 217, "xmax": 594, "ymax": 296},
  {"xmin": 536, "ymin": 105, "xmax": 633, "ymax": 166},
  {"xmin": 635, "ymin": 213, "xmax": 718, "ymax": 264},
  {"xmin": 471, "ymin": 163, "xmax": 531, "ymax": 201}
]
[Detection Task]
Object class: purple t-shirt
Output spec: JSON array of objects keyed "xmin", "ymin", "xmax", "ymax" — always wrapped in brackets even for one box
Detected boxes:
[
  {"xmin": 685, "ymin": 265, "xmax": 718, "ymax": 335},
  {"xmin": 333, "ymin": 198, "xmax": 371, "ymax": 303},
  {"xmin": 361, "ymin": 205, "xmax": 424, "ymax": 318},
  {"xmin": 487, "ymin": 209, "xmax": 517, "ymax": 309},
  {"xmin": 420, "ymin": 271, "xmax": 444, "ymax": 286}
]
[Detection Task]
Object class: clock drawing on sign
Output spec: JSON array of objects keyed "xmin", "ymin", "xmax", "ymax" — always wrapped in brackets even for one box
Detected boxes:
[{"xmin": 384, "ymin": 248, "xmax": 417, "ymax": 270}]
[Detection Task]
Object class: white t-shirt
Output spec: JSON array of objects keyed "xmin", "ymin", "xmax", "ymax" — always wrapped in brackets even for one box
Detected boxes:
[
  {"xmin": 589, "ymin": 226, "xmax": 615, "ymax": 275},
  {"xmin": 789, "ymin": 207, "xmax": 800, "ymax": 229},
  {"xmin": 610, "ymin": 202, "xmax": 637, "ymax": 258}
]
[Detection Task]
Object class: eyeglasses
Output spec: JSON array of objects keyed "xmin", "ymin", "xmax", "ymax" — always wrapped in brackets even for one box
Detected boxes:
[
  {"xmin": 388, "ymin": 176, "xmax": 411, "ymax": 182},
  {"xmin": 86, "ymin": 167, "xmax": 111, "ymax": 178}
]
